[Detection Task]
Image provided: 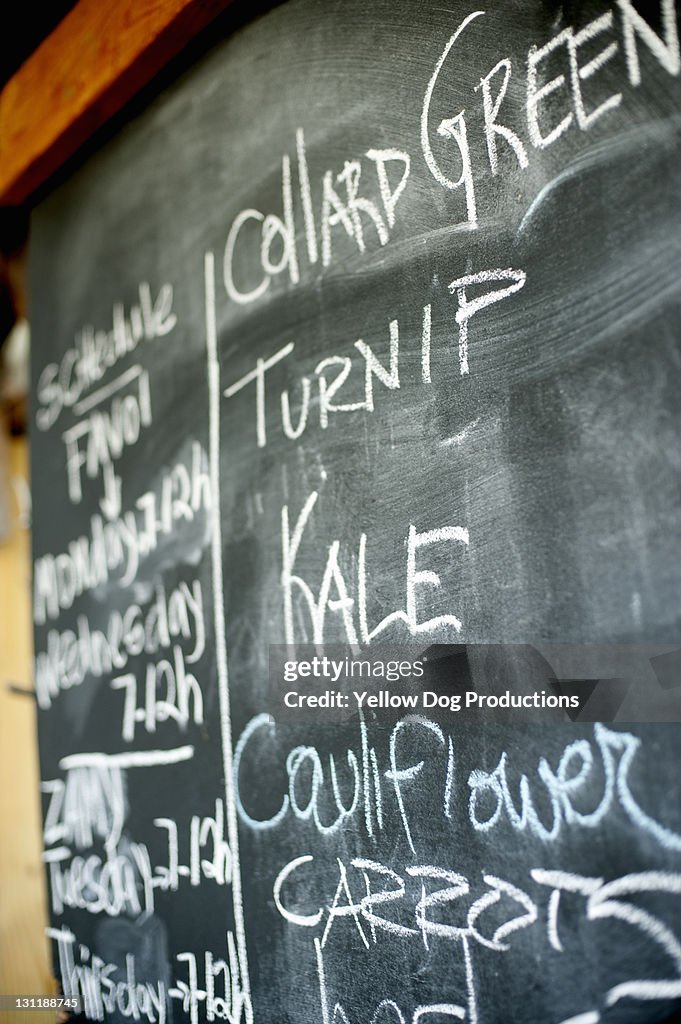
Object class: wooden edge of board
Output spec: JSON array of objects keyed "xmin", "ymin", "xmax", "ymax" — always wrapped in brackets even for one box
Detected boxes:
[{"xmin": 0, "ymin": 0, "xmax": 234, "ymax": 207}]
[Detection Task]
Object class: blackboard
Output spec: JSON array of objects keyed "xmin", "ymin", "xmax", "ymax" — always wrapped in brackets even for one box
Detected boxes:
[{"xmin": 29, "ymin": 1, "xmax": 681, "ymax": 1022}]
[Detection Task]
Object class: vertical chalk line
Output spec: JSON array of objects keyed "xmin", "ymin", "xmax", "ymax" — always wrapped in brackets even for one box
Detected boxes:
[{"xmin": 205, "ymin": 250, "xmax": 252, "ymax": 1005}]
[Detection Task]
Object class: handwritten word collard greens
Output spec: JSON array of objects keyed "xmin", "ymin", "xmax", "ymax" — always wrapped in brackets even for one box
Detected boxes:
[{"xmin": 29, "ymin": 1, "xmax": 681, "ymax": 1022}]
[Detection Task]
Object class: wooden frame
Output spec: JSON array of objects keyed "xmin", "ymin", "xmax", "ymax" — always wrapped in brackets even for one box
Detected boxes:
[{"xmin": 0, "ymin": 0, "xmax": 233, "ymax": 205}]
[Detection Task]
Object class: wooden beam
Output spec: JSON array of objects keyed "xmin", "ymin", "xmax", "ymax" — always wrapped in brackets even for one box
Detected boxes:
[{"xmin": 0, "ymin": 0, "xmax": 233, "ymax": 206}]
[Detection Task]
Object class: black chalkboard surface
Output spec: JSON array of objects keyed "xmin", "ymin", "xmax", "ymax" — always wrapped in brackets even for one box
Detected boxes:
[{"xmin": 29, "ymin": 1, "xmax": 681, "ymax": 1022}]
